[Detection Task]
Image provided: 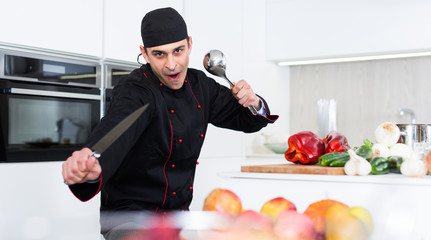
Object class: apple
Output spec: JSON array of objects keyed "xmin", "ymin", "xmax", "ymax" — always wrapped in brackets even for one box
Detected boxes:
[
  {"xmin": 349, "ymin": 206, "xmax": 374, "ymax": 235},
  {"xmin": 232, "ymin": 210, "xmax": 273, "ymax": 231},
  {"xmin": 260, "ymin": 197, "xmax": 297, "ymax": 223},
  {"xmin": 304, "ymin": 199, "xmax": 349, "ymax": 239},
  {"xmin": 124, "ymin": 228, "xmax": 181, "ymax": 240},
  {"xmin": 324, "ymin": 203, "xmax": 369, "ymax": 240},
  {"xmin": 203, "ymin": 188, "xmax": 242, "ymax": 216},
  {"xmin": 273, "ymin": 210, "xmax": 316, "ymax": 240},
  {"xmin": 123, "ymin": 216, "xmax": 180, "ymax": 240}
]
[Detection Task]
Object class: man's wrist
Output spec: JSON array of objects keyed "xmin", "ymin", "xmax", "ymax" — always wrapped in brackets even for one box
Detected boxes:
[{"xmin": 86, "ymin": 176, "xmax": 101, "ymax": 184}]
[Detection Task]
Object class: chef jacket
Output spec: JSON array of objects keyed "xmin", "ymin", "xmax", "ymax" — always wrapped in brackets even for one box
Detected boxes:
[{"xmin": 69, "ymin": 63, "xmax": 278, "ymax": 232}]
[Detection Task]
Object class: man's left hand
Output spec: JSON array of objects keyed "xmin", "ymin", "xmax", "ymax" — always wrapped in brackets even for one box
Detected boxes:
[{"xmin": 231, "ymin": 80, "xmax": 262, "ymax": 110}]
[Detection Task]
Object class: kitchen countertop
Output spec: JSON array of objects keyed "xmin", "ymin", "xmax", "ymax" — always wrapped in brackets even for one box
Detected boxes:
[
  {"xmin": 239, "ymin": 153, "xmax": 431, "ymax": 186},
  {"xmin": 219, "ymin": 171, "xmax": 431, "ymax": 187}
]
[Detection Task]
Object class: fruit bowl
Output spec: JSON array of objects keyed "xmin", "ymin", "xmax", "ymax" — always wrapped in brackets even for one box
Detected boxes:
[{"xmin": 264, "ymin": 143, "xmax": 288, "ymax": 154}]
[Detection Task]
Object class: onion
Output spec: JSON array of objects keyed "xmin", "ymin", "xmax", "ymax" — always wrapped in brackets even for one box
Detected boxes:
[
  {"xmin": 389, "ymin": 143, "xmax": 414, "ymax": 159},
  {"xmin": 371, "ymin": 143, "xmax": 390, "ymax": 159},
  {"xmin": 374, "ymin": 122, "xmax": 400, "ymax": 147}
]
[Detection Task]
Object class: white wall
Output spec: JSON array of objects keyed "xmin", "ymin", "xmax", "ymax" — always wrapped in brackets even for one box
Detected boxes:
[{"xmin": 103, "ymin": 0, "xmax": 184, "ymax": 60}]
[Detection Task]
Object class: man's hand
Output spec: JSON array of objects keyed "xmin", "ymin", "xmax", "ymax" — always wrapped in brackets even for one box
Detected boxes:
[
  {"xmin": 231, "ymin": 79, "xmax": 262, "ymax": 110},
  {"xmin": 62, "ymin": 147, "xmax": 102, "ymax": 185}
]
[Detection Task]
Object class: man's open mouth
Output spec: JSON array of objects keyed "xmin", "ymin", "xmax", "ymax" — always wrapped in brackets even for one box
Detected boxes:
[{"xmin": 167, "ymin": 73, "xmax": 180, "ymax": 80}]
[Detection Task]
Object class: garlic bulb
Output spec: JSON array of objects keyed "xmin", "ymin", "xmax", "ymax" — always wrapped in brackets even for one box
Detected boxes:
[
  {"xmin": 374, "ymin": 122, "xmax": 401, "ymax": 147},
  {"xmin": 400, "ymin": 153, "xmax": 427, "ymax": 177},
  {"xmin": 345, "ymin": 149, "xmax": 372, "ymax": 176}
]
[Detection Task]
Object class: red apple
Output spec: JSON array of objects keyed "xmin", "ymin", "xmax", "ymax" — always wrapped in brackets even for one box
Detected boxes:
[
  {"xmin": 233, "ymin": 210, "xmax": 273, "ymax": 231},
  {"xmin": 203, "ymin": 188, "xmax": 242, "ymax": 216},
  {"xmin": 260, "ymin": 197, "xmax": 297, "ymax": 222},
  {"xmin": 273, "ymin": 210, "xmax": 316, "ymax": 240}
]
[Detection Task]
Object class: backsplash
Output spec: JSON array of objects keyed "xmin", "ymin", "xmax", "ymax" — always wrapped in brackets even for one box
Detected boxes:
[{"xmin": 289, "ymin": 56, "xmax": 431, "ymax": 147}]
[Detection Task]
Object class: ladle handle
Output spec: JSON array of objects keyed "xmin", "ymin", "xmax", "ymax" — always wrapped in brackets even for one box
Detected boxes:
[
  {"xmin": 248, "ymin": 106, "xmax": 258, "ymax": 115},
  {"xmin": 224, "ymin": 76, "xmax": 258, "ymax": 116},
  {"xmin": 223, "ymin": 76, "xmax": 235, "ymax": 88}
]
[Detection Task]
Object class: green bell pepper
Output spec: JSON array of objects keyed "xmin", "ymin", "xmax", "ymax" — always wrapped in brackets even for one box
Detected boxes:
[
  {"xmin": 370, "ymin": 157, "xmax": 390, "ymax": 174},
  {"xmin": 318, "ymin": 151, "xmax": 350, "ymax": 166},
  {"xmin": 318, "ymin": 139, "xmax": 377, "ymax": 167},
  {"xmin": 388, "ymin": 156, "xmax": 403, "ymax": 173}
]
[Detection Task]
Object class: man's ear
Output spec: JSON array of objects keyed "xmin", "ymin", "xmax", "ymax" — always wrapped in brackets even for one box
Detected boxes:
[
  {"xmin": 140, "ymin": 45, "xmax": 150, "ymax": 63},
  {"xmin": 187, "ymin": 36, "xmax": 193, "ymax": 54}
]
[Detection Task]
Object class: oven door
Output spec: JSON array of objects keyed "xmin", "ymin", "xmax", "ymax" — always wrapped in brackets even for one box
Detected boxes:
[
  {"xmin": 103, "ymin": 60, "xmax": 138, "ymax": 115},
  {"xmin": 0, "ymin": 81, "xmax": 101, "ymax": 162}
]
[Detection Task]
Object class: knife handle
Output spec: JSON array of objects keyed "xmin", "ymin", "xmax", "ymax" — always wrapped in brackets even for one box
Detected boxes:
[{"xmin": 90, "ymin": 152, "xmax": 101, "ymax": 159}]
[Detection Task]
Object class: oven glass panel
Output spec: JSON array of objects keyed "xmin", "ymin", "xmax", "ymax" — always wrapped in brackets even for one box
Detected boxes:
[
  {"xmin": 111, "ymin": 68, "xmax": 131, "ymax": 87},
  {"xmin": 4, "ymin": 54, "xmax": 97, "ymax": 85},
  {"xmin": 0, "ymin": 89, "xmax": 100, "ymax": 162},
  {"xmin": 9, "ymin": 97, "xmax": 92, "ymax": 145}
]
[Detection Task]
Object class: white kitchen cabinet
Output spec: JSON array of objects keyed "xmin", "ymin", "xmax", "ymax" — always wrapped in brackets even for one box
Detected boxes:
[
  {"xmin": 103, "ymin": 0, "xmax": 183, "ymax": 62},
  {"xmin": 266, "ymin": 0, "xmax": 431, "ymax": 62},
  {"xmin": 0, "ymin": 0, "xmax": 104, "ymax": 57}
]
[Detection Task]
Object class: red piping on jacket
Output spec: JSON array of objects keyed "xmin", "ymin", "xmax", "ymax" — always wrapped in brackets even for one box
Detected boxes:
[
  {"xmin": 155, "ymin": 120, "xmax": 173, "ymax": 213},
  {"xmin": 184, "ymin": 76, "xmax": 204, "ymax": 211},
  {"xmin": 70, "ymin": 175, "xmax": 103, "ymax": 202},
  {"xmin": 185, "ymin": 76, "xmax": 206, "ymax": 135}
]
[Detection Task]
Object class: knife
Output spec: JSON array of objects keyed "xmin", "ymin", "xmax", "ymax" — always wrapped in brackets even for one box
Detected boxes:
[{"xmin": 90, "ymin": 103, "xmax": 149, "ymax": 158}]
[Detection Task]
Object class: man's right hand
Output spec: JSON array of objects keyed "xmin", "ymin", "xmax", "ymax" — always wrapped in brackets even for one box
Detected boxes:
[{"xmin": 62, "ymin": 147, "xmax": 102, "ymax": 185}]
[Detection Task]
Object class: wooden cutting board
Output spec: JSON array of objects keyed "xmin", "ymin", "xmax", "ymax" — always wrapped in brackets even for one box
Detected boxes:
[{"xmin": 241, "ymin": 164, "xmax": 345, "ymax": 175}]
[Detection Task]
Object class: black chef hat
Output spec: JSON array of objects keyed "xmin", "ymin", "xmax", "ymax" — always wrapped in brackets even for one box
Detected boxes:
[{"xmin": 141, "ymin": 7, "xmax": 188, "ymax": 48}]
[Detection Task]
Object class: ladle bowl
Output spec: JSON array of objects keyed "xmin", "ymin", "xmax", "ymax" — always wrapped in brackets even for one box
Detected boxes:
[{"xmin": 203, "ymin": 49, "xmax": 258, "ymax": 115}]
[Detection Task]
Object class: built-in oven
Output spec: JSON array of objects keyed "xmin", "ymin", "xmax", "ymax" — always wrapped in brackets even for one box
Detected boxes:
[
  {"xmin": 0, "ymin": 45, "xmax": 102, "ymax": 162},
  {"xmin": 103, "ymin": 59, "xmax": 140, "ymax": 115}
]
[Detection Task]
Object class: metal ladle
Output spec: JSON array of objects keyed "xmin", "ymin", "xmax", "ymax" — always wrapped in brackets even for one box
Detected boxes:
[{"xmin": 203, "ymin": 49, "xmax": 258, "ymax": 115}]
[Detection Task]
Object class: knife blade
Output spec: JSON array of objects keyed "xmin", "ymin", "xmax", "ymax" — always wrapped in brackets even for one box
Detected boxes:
[{"xmin": 90, "ymin": 103, "xmax": 149, "ymax": 158}]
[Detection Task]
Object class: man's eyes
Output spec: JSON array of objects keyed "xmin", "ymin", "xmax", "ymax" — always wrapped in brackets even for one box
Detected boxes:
[
  {"xmin": 152, "ymin": 49, "xmax": 183, "ymax": 57},
  {"xmin": 154, "ymin": 52, "xmax": 165, "ymax": 57}
]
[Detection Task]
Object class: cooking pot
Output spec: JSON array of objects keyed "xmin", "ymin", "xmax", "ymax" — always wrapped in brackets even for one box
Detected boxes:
[{"xmin": 397, "ymin": 124, "xmax": 431, "ymax": 152}]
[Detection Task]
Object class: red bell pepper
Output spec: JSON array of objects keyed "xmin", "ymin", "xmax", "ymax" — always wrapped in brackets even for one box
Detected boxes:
[
  {"xmin": 323, "ymin": 131, "xmax": 350, "ymax": 154},
  {"xmin": 284, "ymin": 131, "xmax": 325, "ymax": 165}
]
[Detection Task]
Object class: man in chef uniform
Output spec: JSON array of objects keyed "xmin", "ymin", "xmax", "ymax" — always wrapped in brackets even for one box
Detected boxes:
[{"xmin": 62, "ymin": 7, "xmax": 278, "ymax": 239}]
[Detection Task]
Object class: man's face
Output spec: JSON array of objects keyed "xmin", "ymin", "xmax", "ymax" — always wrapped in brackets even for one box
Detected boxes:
[{"xmin": 141, "ymin": 37, "xmax": 192, "ymax": 90}]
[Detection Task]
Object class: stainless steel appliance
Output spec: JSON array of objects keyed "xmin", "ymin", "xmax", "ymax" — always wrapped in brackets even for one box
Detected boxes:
[
  {"xmin": 0, "ymin": 44, "xmax": 102, "ymax": 162},
  {"xmin": 102, "ymin": 59, "xmax": 140, "ymax": 114},
  {"xmin": 397, "ymin": 124, "xmax": 431, "ymax": 155}
]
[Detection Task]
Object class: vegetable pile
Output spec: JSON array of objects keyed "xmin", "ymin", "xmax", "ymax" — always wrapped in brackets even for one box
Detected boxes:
[{"xmin": 284, "ymin": 122, "xmax": 429, "ymax": 177}]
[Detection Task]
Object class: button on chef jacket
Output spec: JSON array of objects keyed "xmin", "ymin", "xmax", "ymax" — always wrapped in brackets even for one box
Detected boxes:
[{"xmin": 69, "ymin": 63, "xmax": 278, "ymax": 233}]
